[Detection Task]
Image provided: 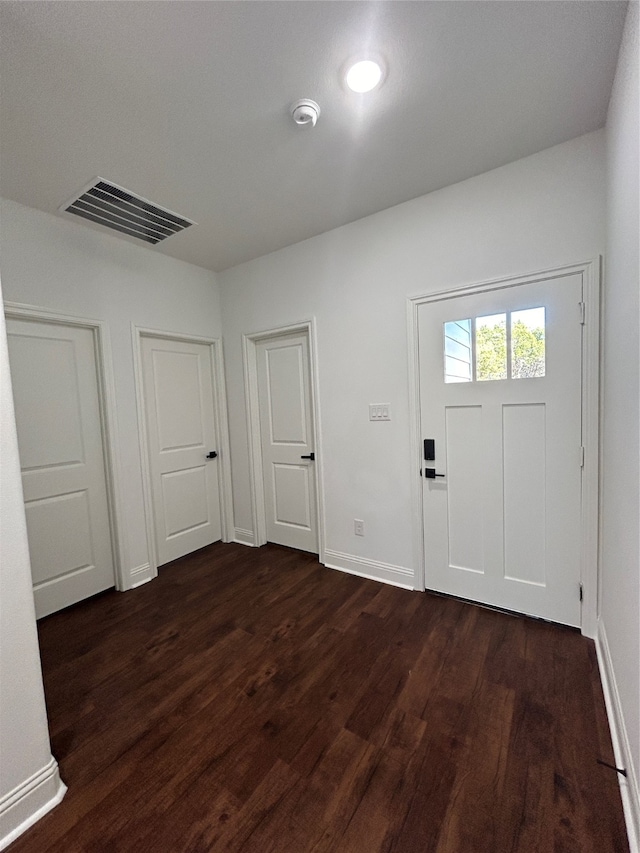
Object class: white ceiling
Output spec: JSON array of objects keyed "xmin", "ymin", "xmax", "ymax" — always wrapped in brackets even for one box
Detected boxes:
[{"xmin": 0, "ymin": 1, "xmax": 627, "ymax": 272}]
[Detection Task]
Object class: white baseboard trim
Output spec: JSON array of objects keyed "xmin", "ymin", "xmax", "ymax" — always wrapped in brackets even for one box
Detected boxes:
[
  {"xmin": 323, "ymin": 549, "xmax": 415, "ymax": 590},
  {"xmin": 129, "ymin": 562, "xmax": 154, "ymax": 588},
  {"xmin": 596, "ymin": 618, "xmax": 639, "ymax": 853},
  {"xmin": 0, "ymin": 756, "xmax": 66, "ymax": 851},
  {"xmin": 234, "ymin": 528, "xmax": 258, "ymax": 547}
]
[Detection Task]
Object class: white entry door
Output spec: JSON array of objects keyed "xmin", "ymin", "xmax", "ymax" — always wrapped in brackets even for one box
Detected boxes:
[
  {"xmin": 6, "ymin": 317, "xmax": 115, "ymax": 618},
  {"xmin": 256, "ymin": 332, "xmax": 318, "ymax": 553},
  {"xmin": 141, "ymin": 336, "xmax": 222, "ymax": 566},
  {"xmin": 418, "ymin": 273, "xmax": 583, "ymax": 626}
]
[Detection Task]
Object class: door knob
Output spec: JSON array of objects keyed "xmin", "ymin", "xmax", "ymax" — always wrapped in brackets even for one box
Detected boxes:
[
  {"xmin": 424, "ymin": 468, "xmax": 445, "ymax": 479},
  {"xmin": 206, "ymin": 451, "xmax": 218, "ymax": 459},
  {"xmin": 300, "ymin": 452, "xmax": 315, "ymax": 461}
]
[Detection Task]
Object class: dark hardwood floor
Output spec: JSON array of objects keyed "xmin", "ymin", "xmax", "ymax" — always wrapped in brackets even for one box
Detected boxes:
[{"xmin": 11, "ymin": 543, "xmax": 628, "ymax": 852}]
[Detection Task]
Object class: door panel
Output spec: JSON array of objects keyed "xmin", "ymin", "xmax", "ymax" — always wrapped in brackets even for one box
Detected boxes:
[
  {"xmin": 265, "ymin": 345, "xmax": 308, "ymax": 443},
  {"xmin": 7, "ymin": 318, "xmax": 115, "ymax": 617},
  {"xmin": 141, "ymin": 336, "xmax": 221, "ymax": 565},
  {"xmin": 272, "ymin": 463, "xmax": 313, "ymax": 528},
  {"xmin": 11, "ymin": 335, "xmax": 85, "ymax": 468},
  {"xmin": 502, "ymin": 403, "xmax": 546, "ymax": 585},
  {"xmin": 257, "ymin": 333, "xmax": 318, "ymax": 553},
  {"xmin": 445, "ymin": 405, "xmax": 484, "ymax": 573},
  {"xmin": 418, "ymin": 274, "xmax": 582, "ymax": 626},
  {"xmin": 161, "ymin": 466, "xmax": 209, "ymax": 537},
  {"xmin": 26, "ymin": 491, "xmax": 93, "ymax": 584},
  {"xmin": 154, "ymin": 350, "xmax": 205, "ymax": 450}
]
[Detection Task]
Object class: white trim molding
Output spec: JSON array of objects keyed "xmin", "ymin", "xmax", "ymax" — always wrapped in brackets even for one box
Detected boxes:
[
  {"xmin": 242, "ymin": 320, "xmax": 326, "ymax": 562},
  {"xmin": 132, "ymin": 326, "xmax": 235, "ymax": 577},
  {"xmin": 2, "ymin": 302, "xmax": 127, "ymax": 592},
  {"xmin": 323, "ymin": 549, "xmax": 415, "ymax": 590},
  {"xmin": 596, "ymin": 619, "xmax": 640, "ymax": 853},
  {"xmin": 579, "ymin": 258, "xmax": 601, "ymax": 639},
  {"xmin": 233, "ymin": 528, "xmax": 258, "ymax": 547},
  {"xmin": 407, "ymin": 259, "xmax": 601, "ymax": 637},
  {"xmin": 0, "ymin": 757, "xmax": 66, "ymax": 851},
  {"xmin": 129, "ymin": 563, "xmax": 153, "ymax": 589}
]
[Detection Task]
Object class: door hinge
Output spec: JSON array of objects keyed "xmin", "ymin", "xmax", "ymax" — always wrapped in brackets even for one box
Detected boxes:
[
  {"xmin": 579, "ymin": 583, "xmax": 583, "ymax": 603},
  {"xmin": 580, "ymin": 446, "xmax": 585, "ymax": 468},
  {"xmin": 579, "ymin": 302, "xmax": 586, "ymax": 325}
]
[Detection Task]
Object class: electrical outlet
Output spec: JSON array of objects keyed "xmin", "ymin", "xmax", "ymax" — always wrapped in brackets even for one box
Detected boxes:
[
  {"xmin": 354, "ymin": 519, "xmax": 365, "ymax": 536},
  {"xmin": 369, "ymin": 404, "xmax": 391, "ymax": 421}
]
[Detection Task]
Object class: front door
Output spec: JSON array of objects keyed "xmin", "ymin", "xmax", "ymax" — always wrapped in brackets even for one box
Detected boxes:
[
  {"xmin": 418, "ymin": 273, "xmax": 583, "ymax": 626},
  {"xmin": 7, "ymin": 317, "xmax": 115, "ymax": 617},
  {"xmin": 141, "ymin": 336, "xmax": 222, "ymax": 565},
  {"xmin": 256, "ymin": 331, "xmax": 318, "ymax": 553}
]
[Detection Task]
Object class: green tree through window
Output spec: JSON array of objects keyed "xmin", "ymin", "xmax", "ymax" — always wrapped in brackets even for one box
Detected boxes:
[
  {"xmin": 445, "ymin": 308, "xmax": 546, "ymax": 383},
  {"xmin": 476, "ymin": 317, "xmax": 506, "ymax": 380},
  {"xmin": 512, "ymin": 319, "xmax": 545, "ymax": 378},
  {"xmin": 475, "ymin": 312, "xmax": 545, "ymax": 380}
]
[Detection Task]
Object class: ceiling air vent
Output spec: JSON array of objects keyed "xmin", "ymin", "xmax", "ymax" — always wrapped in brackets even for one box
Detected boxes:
[{"xmin": 60, "ymin": 178, "xmax": 195, "ymax": 244}]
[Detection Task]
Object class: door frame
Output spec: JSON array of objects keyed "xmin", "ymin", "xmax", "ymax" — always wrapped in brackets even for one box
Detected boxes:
[
  {"xmin": 132, "ymin": 326, "xmax": 234, "ymax": 576},
  {"xmin": 4, "ymin": 302, "xmax": 126, "ymax": 591},
  {"xmin": 242, "ymin": 320, "xmax": 325, "ymax": 561},
  {"xmin": 406, "ymin": 259, "xmax": 601, "ymax": 638}
]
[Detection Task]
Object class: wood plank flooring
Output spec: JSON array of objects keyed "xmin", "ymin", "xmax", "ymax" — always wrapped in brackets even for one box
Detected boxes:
[{"xmin": 10, "ymin": 543, "xmax": 629, "ymax": 852}]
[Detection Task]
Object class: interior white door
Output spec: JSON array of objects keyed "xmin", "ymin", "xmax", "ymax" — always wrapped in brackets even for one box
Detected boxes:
[
  {"xmin": 141, "ymin": 336, "xmax": 222, "ymax": 566},
  {"xmin": 256, "ymin": 332, "xmax": 318, "ymax": 553},
  {"xmin": 418, "ymin": 274, "xmax": 583, "ymax": 626},
  {"xmin": 6, "ymin": 317, "xmax": 115, "ymax": 618}
]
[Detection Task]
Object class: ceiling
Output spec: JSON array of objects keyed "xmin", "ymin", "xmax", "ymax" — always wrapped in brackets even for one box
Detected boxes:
[{"xmin": 0, "ymin": 1, "xmax": 627, "ymax": 272}]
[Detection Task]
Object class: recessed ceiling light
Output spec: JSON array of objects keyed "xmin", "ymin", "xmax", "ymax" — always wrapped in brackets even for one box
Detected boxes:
[{"xmin": 345, "ymin": 59, "xmax": 383, "ymax": 94}]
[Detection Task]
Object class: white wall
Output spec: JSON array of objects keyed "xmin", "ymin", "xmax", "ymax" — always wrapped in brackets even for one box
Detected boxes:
[
  {"xmin": 220, "ymin": 130, "xmax": 606, "ymax": 584},
  {"xmin": 0, "ymin": 198, "xmax": 222, "ymax": 585},
  {"xmin": 0, "ymin": 273, "xmax": 66, "ymax": 849},
  {"xmin": 600, "ymin": 1, "xmax": 640, "ymax": 847}
]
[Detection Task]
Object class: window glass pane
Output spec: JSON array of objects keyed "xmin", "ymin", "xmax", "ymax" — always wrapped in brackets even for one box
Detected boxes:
[
  {"xmin": 511, "ymin": 307, "xmax": 545, "ymax": 378},
  {"xmin": 476, "ymin": 314, "xmax": 506, "ymax": 380},
  {"xmin": 444, "ymin": 319, "xmax": 472, "ymax": 383}
]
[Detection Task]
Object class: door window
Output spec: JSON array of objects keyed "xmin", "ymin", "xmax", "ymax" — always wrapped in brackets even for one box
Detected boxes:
[
  {"xmin": 476, "ymin": 313, "xmax": 507, "ymax": 381},
  {"xmin": 444, "ymin": 319, "xmax": 472, "ymax": 383},
  {"xmin": 444, "ymin": 307, "xmax": 545, "ymax": 383},
  {"xmin": 511, "ymin": 307, "xmax": 545, "ymax": 378}
]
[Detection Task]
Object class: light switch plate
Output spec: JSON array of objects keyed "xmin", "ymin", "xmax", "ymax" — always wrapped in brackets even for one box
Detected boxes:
[{"xmin": 369, "ymin": 403, "xmax": 391, "ymax": 421}]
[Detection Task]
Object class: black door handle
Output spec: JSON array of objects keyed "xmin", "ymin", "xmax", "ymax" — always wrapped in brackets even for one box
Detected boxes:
[
  {"xmin": 424, "ymin": 468, "xmax": 445, "ymax": 479},
  {"xmin": 300, "ymin": 452, "xmax": 315, "ymax": 461},
  {"xmin": 206, "ymin": 451, "xmax": 218, "ymax": 459}
]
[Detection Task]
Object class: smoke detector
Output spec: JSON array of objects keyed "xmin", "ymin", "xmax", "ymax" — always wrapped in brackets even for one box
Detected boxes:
[{"xmin": 291, "ymin": 99, "xmax": 320, "ymax": 128}]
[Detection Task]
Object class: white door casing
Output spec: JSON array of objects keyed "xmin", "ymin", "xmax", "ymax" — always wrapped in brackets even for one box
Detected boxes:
[
  {"xmin": 409, "ymin": 262, "xmax": 600, "ymax": 630},
  {"xmin": 6, "ymin": 317, "xmax": 115, "ymax": 617},
  {"xmin": 255, "ymin": 331, "xmax": 319, "ymax": 553},
  {"xmin": 140, "ymin": 335, "xmax": 224, "ymax": 566}
]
